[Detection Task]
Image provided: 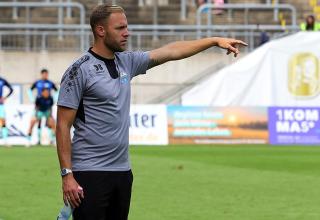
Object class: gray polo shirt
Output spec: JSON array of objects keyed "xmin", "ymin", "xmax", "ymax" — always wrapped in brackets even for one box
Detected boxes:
[{"xmin": 57, "ymin": 50, "xmax": 150, "ymax": 171}]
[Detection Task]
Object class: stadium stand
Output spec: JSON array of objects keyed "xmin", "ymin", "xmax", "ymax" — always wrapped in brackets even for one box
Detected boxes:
[
  {"xmin": 0, "ymin": 0, "xmax": 317, "ymax": 104},
  {"xmin": 0, "ymin": 0, "xmax": 315, "ymax": 51}
]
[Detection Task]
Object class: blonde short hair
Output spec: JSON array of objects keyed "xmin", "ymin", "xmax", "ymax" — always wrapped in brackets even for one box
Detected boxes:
[{"xmin": 90, "ymin": 4, "xmax": 125, "ymax": 36}]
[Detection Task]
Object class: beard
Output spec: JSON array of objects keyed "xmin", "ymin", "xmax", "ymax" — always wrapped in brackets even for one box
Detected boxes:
[{"xmin": 103, "ymin": 36, "xmax": 125, "ymax": 53}]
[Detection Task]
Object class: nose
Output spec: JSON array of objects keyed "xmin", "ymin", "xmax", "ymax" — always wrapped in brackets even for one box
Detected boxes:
[{"xmin": 123, "ymin": 28, "xmax": 130, "ymax": 38}]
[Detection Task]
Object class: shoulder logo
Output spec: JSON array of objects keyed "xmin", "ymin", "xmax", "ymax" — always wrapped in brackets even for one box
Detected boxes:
[
  {"xmin": 120, "ymin": 72, "xmax": 129, "ymax": 84},
  {"xmin": 76, "ymin": 55, "xmax": 90, "ymax": 66},
  {"xmin": 64, "ymin": 54, "xmax": 89, "ymax": 81}
]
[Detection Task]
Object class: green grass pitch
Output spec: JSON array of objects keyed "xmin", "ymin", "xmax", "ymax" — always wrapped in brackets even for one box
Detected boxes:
[{"xmin": 0, "ymin": 145, "xmax": 320, "ymax": 220}]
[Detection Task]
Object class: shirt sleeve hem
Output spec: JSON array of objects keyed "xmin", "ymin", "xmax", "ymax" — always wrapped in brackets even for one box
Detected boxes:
[
  {"xmin": 57, "ymin": 102, "xmax": 78, "ymax": 110},
  {"xmin": 133, "ymin": 51, "xmax": 150, "ymax": 77}
]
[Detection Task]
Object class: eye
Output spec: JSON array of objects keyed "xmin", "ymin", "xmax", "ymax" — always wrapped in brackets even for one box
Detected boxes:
[{"xmin": 116, "ymin": 25, "xmax": 127, "ymax": 30}]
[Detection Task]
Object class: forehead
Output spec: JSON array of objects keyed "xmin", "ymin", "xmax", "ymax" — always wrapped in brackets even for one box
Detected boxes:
[{"xmin": 107, "ymin": 12, "xmax": 127, "ymax": 26}]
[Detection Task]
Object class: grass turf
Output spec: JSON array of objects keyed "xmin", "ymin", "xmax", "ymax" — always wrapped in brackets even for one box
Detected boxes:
[{"xmin": 0, "ymin": 145, "xmax": 320, "ymax": 220}]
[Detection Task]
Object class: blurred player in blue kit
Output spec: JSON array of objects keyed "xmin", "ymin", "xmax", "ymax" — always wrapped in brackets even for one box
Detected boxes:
[
  {"xmin": 27, "ymin": 69, "xmax": 58, "ymax": 145},
  {"xmin": 0, "ymin": 76, "xmax": 13, "ymax": 146},
  {"xmin": 29, "ymin": 69, "xmax": 58, "ymax": 99}
]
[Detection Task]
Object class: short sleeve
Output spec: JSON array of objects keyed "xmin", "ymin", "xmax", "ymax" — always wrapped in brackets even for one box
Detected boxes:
[
  {"xmin": 30, "ymin": 82, "xmax": 37, "ymax": 90},
  {"xmin": 57, "ymin": 65, "xmax": 86, "ymax": 110},
  {"xmin": 129, "ymin": 51, "xmax": 150, "ymax": 78},
  {"xmin": 51, "ymin": 82, "xmax": 58, "ymax": 91}
]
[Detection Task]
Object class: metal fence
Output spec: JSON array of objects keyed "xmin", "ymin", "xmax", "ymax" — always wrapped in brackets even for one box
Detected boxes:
[
  {"xmin": 196, "ymin": 3, "xmax": 297, "ymax": 28},
  {"xmin": 0, "ymin": 1, "xmax": 87, "ymax": 50},
  {"xmin": 0, "ymin": 1, "xmax": 300, "ymax": 52},
  {"xmin": 0, "ymin": 24, "xmax": 299, "ymax": 52}
]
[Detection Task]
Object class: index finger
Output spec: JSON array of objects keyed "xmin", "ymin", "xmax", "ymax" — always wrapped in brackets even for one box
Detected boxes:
[{"xmin": 235, "ymin": 40, "xmax": 248, "ymax": 46}]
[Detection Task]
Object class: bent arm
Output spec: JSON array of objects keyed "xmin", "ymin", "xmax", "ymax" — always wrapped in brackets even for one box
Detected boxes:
[
  {"xmin": 27, "ymin": 89, "xmax": 35, "ymax": 102},
  {"xmin": 56, "ymin": 106, "xmax": 84, "ymax": 208},
  {"xmin": 4, "ymin": 82, "xmax": 13, "ymax": 98},
  {"xmin": 30, "ymin": 82, "xmax": 36, "ymax": 90},
  {"xmin": 56, "ymin": 106, "xmax": 77, "ymax": 170},
  {"xmin": 148, "ymin": 37, "xmax": 247, "ymax": 69},
  {"xmin": 52, "ymin": 82, "xmax": 58, "ymax": 92}
]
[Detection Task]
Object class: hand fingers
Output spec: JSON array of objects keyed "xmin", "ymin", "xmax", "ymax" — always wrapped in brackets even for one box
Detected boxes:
[
  {"xmin": 70, "ymin": 190, "xmax": 81, "ymax": 208},
  {"xmin": 73, "ymin": 189, "xmax": 82, "ymax": 205},
  {"xmin": 65, "ymin": 190, "xmax": 80, "ymax": 208},
  {"xmin": 64, "ymin": 194, "xmax": 74, "ymax": 208},
  {"xmin": 73, "ymin": 185, "xmax": 85, "ymax": 205},
  {"xmin": 78, "ymin": 188, "xmax": 84, "ymax": 199},
  {"xmin": 67, "ymin": 194, "xmax": 78, "ymax": 209},
  {"xmin": 64, "ymin": 194, "xmax": 74, "ymax": 207},
  {"xmin": 234, "ymin": 45, "xmax": 239, "ymax": 57},
  {"xmin": 235, "ymin": 40, "xmax": 248, "ymax": 46},
  {"xmin": 63, "ymin": 195, "xmax": 68, "ymax": 206},
  {"xmin": 227, "ymin": 45, "xmax": 239, "ymax": 57},
  {"xmin": 227, "ymin": 45, "xmax": 237, "ymax": 54}
]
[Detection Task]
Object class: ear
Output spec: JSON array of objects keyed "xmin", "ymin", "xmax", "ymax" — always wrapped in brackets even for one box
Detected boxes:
[{"xmin": 95, "ymin": 25, "xmax": 105, "ymax": 38}]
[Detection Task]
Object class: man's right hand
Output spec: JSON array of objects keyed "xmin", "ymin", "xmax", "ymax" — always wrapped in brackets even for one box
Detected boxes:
[{"xmin": 62, "ymin": 175, "xmax": 84, "ymax": 208}]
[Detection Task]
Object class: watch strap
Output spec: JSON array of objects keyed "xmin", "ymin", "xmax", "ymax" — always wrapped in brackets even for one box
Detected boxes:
[{"xmin": 61, "ymin": 168, "xmax": 72, "ymax": 177}]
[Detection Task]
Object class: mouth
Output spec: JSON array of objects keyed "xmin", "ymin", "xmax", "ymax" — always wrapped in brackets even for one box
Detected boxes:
[{"xmin": 120, "ymin": 40, "xmax": 127, "ymax": 46}]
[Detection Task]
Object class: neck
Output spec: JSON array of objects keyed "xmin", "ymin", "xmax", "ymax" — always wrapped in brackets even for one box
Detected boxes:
[{"xmin": 91, "ymin": 41, "xmax": 115, "ymax": 59}]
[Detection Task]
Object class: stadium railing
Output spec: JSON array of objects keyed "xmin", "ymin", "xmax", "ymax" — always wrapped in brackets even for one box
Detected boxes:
[
  {"xmin": 0, "ymin": 1, "xmax": 86, "ymax": 51},
  {"xmin": 196, "ymin": 3, "xmax": 297, "ymax": 33},
  {"xmin": 0, "ymin": 1, "xmax": 300, "ymax": 52},
  {"xmin": 0, "ymin": 25, "xmax": 299, "ymax": 52}
]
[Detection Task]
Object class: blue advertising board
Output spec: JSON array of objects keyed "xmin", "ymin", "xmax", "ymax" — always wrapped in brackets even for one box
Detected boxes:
[{"xmin": 268, "ymin": 107, "xmax": 320, "ymax": 145}]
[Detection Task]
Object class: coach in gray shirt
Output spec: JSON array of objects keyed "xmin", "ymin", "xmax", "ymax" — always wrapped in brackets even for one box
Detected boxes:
[{"xmin": 56, "ymin": 4, "xmax": 246, "ymax": 220}]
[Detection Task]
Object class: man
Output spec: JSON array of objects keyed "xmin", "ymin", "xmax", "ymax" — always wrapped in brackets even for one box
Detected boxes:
[
  {"xmin": 33, "ymin": 88, "xmax": 55, "ymax": 145},
  {"xmin": 29, "ymin": 69, "xmax": 58, "ymax": 99},
  {"xmin": 27, "ymin": 69, "xmax": 57, "ymax": 145},
  {"xmin": 0, "ymin": 76, "xmax": 13, "ymax": 145},
  {"xmin": 56, "ymin": 4, "xmax": 247, "ymax": 220}
]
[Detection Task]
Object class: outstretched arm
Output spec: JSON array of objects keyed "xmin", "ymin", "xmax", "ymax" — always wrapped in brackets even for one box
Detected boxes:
[{"xmin": 148, "ymin": 37, "xmax": 247, "ymax": 69}]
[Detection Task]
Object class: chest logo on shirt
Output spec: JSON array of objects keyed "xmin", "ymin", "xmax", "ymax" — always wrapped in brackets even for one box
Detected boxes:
[
  {"xmin": 44, "ymin": 82, "xmax": 50, "ymax": 88},
  {"xmin": 120, "ymin": 72, "xmax": 129, "ymax": 84},
  {"xmin": 94, "ymin": 64, "xmax": 104, "ymax": 73}
]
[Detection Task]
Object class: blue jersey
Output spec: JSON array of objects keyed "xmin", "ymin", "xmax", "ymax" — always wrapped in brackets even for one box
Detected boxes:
[
  {"xmin": 36, "ymin": 96, "xmax": 54, "ymax": 112},
  {"xmin": 0, "ymin": 77, "xmax": 13, "ymax": 104},
  {"xmin": 31, "ymin": 80, "xmax": 57, "ymax": 98}
]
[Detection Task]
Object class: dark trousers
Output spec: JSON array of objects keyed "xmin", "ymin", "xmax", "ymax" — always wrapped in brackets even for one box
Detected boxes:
[{"xmin": 72, "ymin": 170, "xmax": 133, "ymax": 220}]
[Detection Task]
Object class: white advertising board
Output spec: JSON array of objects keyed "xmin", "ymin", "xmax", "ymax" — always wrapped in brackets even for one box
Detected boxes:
[
  {"xmin": 1, "ymin": 104, "xmax": 169, "ymax": 146},
  {"xmin": 129, "ymin": 105, "xmax": 168, "ymax": 145}
]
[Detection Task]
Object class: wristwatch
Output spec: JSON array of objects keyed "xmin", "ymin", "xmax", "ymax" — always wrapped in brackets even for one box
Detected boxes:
[{"xmin": 60, "ymin": 168, "xmax": 72, "ymax": 177}]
